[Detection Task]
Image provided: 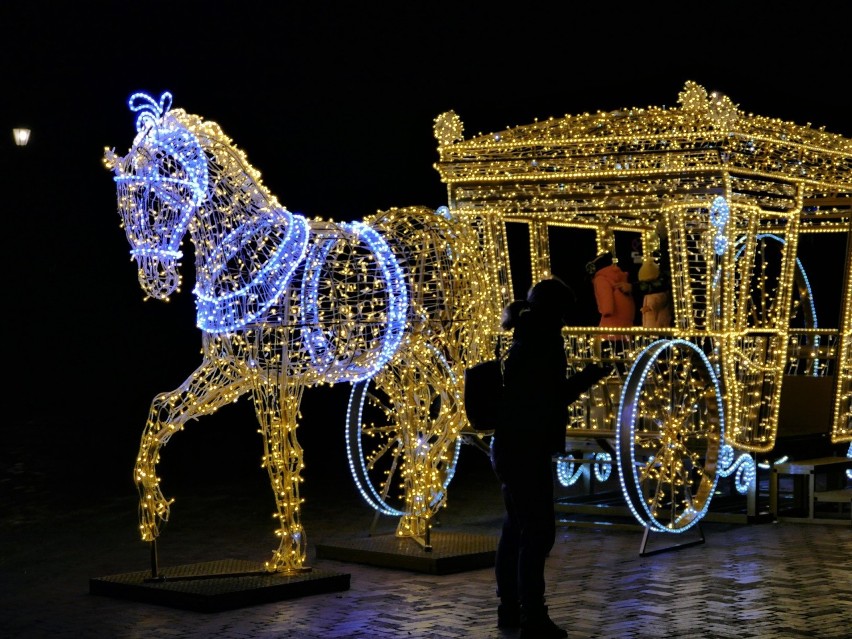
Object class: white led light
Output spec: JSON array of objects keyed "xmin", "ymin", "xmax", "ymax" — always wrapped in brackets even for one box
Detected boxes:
[{"xmin": 107, "ymin": 82, "xmax": 852, "ymax": 571}]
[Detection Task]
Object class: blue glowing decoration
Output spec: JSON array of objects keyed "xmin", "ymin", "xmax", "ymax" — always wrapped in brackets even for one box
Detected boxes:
[
  {"xmin": 122, "ymin": 92, "xmax": 208, "ymax": 245},
  {"xmin": 300, "ymin": 221, "xmax": 408, "ymax": 383},
  {"xmin": 709, "ymin": 195, "xmax": 730, "ymax": 256},
  {"xmin": 556, "ymin": 454, "xmax": 583, "ymax": 487},
  {"xmin": 195, "ymin": 209, "xmax": 309, "ymax": 332},
  {"xmin": 111, "ymin": 92, "xmax": 209, "ymax": 301},
  {"xmin": 594, "ymin": 452, "xmax": 613, "ymax": 483},
  {"xmin": 717, "ymin": 444, "xmax": 756, "ymax": 495},
  {"xmin": 129, "ymin": 91, "xmax": 173, "ymax": 133},
  {"xmin": 617, "ymin": 339, "xmax": 725, "ymax": 533},
  {"xmin": 847, "ymin": 443, "xmax": 851, "ymax": 480},
  {"xmin": 556, "ymin": 451, "xmax": 612, "ymax": 487}
]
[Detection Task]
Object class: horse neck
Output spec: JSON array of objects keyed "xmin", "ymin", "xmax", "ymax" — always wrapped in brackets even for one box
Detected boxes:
[{"xmin": 187, "ymin": 138, "xmax": 277, "ymax": 265}]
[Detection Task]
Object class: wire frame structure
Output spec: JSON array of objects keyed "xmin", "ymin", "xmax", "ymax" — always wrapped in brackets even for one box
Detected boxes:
[
  {"xmin": 434, "ymin": 81, "xmax": 851, "ymax": 532},
  {"xmin": 105, "ymin": 93, "xmax": 490, "ymax": 573},
  {"xmin": 107, "ymin": 82, "xmax": 852, "ymax": 568}
]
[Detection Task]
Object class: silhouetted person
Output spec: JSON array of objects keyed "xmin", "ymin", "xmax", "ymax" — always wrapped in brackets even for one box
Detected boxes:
[{"xmin": 491, "ymin": 278, "xmax": 611, "ymax": 638}]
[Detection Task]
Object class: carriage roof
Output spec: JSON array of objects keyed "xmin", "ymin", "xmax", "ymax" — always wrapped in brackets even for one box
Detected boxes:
[{"xmin": 434, "ymin": 81, "xmax": 852, "ymax": 229}]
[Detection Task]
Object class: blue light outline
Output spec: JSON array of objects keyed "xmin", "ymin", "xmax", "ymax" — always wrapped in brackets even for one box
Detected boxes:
[
  {"xmin": 300, "ymin": 221, "xmax": 408, "ymax": 383},
  {"xmin": 616, "ymin": 338, "xmax": 725, "ymax": 533},
  {"xmin": 345, "ymin": 344, "xmax": 461, "ymax": 516},
  {"xmin": 195, "ymin": 211, "xmax": 309, "ymax": 333}
]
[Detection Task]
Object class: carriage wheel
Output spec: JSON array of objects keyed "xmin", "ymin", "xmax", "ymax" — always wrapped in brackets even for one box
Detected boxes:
[
  {"xmin": 732, "ymin": 233, "xmax": 820, "ymax": 374},
  {"xmin": 732, "ymin": 233, "xmax": 816, "ymax": 329},
  {"xmin": 346, "ymin": 345, "xmax": 462, "ymax": 517},
  {"xmin": 617, "ymin": 339, "xmax": 724, "ymax": 533}
]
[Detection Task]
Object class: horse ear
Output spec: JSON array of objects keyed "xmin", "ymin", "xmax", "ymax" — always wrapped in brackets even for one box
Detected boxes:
[{"xmin": 159, "ymin": 92, "xmax": 173, "ymax": 114}]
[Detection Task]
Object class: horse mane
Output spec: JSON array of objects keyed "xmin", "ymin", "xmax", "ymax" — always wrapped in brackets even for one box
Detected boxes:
[{"xmin": 170, "ymin": 108, "xmax": 286, "ymax": 214}]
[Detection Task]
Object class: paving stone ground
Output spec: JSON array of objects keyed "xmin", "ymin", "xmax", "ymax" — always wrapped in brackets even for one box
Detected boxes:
[{"xmin": 2, "ymin": 433, "xmax": 850, "ymax": 639}]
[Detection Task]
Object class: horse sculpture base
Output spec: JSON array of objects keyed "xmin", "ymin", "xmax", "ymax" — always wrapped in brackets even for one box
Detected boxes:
[
  {"xmin": 315, "ymin": 531, "xmax": 496, "ymax": 575},
  {"xmin": 89, "ymin": 558, "xmax": 350, "ymax": 612}
]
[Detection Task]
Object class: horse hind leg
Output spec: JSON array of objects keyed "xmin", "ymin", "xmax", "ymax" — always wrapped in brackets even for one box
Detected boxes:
[{"xmin": 251, "ymin": 372, "xmax": 309, "ymax": 574}]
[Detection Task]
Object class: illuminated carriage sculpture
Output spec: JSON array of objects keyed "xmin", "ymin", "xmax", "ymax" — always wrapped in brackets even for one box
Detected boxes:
[
  {"xmin": 106, "ymin": 82, "xmax": 851, "ymax": 575},
  {"xmin": 433, "ymin": 81, "xmax": 851, "ymax": 539}
]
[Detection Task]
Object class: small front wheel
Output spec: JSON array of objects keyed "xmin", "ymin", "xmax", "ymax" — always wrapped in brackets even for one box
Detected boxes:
[
  {"xmin": 617, "ymin": 339, "xmax": 724, "ymax": 533},
  {"xmin": 346, "ymin": 344, "xmax": 462, "ymax": 519}
]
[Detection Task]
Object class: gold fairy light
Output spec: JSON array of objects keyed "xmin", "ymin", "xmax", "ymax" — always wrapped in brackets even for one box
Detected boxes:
[
  {"xmin": 108, "ymin": 81, "xmax": 850, "ymax": 563},
  {"xmin": 435, "ymin": 80, "xmax": 851, "ymax": 532},
  {"xmin": 107, "ymin": 93, "xmax": 489, "ymax": 572}
]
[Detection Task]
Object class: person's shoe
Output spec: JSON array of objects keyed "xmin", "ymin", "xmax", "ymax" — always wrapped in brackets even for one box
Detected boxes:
[
  {"xmin": 520, "ymin": 605, "xmax": 568, "ymax": 639},
  {"xmin": 497, "ymin": 602, "xmax": 521, "ymax": 628}
]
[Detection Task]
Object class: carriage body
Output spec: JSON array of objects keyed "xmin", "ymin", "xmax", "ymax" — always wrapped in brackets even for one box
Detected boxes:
[{"xmin": 435, "ymin": 82, "xmax": 852, "ymax": 530}]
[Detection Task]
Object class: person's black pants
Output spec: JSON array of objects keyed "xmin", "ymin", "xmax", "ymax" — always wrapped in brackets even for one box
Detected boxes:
[{"xmin": 492, "ymin": 448, "xmax": 556, "ymax": 609}]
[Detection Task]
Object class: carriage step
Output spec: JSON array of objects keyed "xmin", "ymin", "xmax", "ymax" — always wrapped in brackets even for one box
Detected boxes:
[
  {"xmin": 814, "ymin": 488, "xmax": 852, "ymax": 523},
  {"xmin": 814, "ymin": 487, "xmax": 852, "ymax": 503}
]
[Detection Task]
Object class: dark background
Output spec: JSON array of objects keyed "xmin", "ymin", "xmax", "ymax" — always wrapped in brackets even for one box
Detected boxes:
[{"xmin": 2, "ymin": 2, "xmax": 849, "ymax": 497}]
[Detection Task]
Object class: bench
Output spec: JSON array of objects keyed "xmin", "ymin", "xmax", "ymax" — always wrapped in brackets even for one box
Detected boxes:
[
  {"xmin": 770, "ymin": 456, "xmax": 851, "ymax": 525},
  {"xmin": 814, "ymin": 488, "xmax": 852, "ymax": 523}
]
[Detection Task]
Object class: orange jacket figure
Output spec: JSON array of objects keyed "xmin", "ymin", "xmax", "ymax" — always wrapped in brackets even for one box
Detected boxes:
[{"xmin": 589, "ymin": 253, "xmax": 635, "ymax": 328}]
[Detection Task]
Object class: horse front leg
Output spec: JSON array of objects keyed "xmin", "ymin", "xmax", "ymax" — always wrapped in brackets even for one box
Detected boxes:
[
  {"xmin": 251, "ymin": 370, "xmax": 309, "ymax": 574},
  {"xmin": 134, "ymin": 358, "xmax": 248, "ymax": 542}
]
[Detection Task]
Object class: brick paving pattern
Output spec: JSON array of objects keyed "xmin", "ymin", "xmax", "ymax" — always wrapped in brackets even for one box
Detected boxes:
[{"xmin": 2, "ymin": 439, "xmax": 850, "ymax": 638}]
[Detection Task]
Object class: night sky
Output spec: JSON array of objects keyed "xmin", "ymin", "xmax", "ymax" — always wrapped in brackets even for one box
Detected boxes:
[{"xmin": 2, "ymin": 2, "xmax": 849, "ymax": 490}]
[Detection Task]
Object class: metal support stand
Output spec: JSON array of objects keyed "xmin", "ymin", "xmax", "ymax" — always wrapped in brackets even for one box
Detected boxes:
[
  {"xmin": 143, "ymin": 539, "xmax": 309, "ymax": 583},
  {"xmin": 411, "ymin": 525, "xmax": 433, "ymax": 552},
  {"xmin": 639, "ymin": 522, "xmax": 705, "ymax": 557},
  {"xmin": 369, "ymin": 506, "xmax": 433, "ymax": 553},
  {"xmin": 369, "ymin": 509, "xmax": 382, "ymax": 536},
  {"xmin": 150, "ymin": 539, "xmax": 159, "ymax": 580}
]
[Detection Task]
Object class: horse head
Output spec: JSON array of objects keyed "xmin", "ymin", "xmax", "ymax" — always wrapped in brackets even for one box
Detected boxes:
[{"xmin": 104, "ymin": 92, "xmax": 208, "ymax": 300}]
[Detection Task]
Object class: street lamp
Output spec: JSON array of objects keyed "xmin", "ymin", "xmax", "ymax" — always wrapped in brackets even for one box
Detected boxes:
[{"xmin": 13, "ymin": 128, "xmax": 31, "ymax": 147}]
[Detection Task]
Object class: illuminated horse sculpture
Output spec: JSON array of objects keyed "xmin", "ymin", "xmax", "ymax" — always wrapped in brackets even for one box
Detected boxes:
[{"xmin": 104, "ymin": 92, "xmax": 487, "ymax": 573}]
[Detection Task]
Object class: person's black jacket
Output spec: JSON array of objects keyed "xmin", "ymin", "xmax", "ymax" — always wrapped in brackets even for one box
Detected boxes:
[{"xmin": 495, "ymin": 307, "xmax": 609, "ymax": 457}]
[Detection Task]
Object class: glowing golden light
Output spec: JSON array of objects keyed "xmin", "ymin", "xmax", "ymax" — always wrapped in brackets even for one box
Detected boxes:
[{"xmin": 109, "ymin": 81, "xmax": 851, "ymax": 567}]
